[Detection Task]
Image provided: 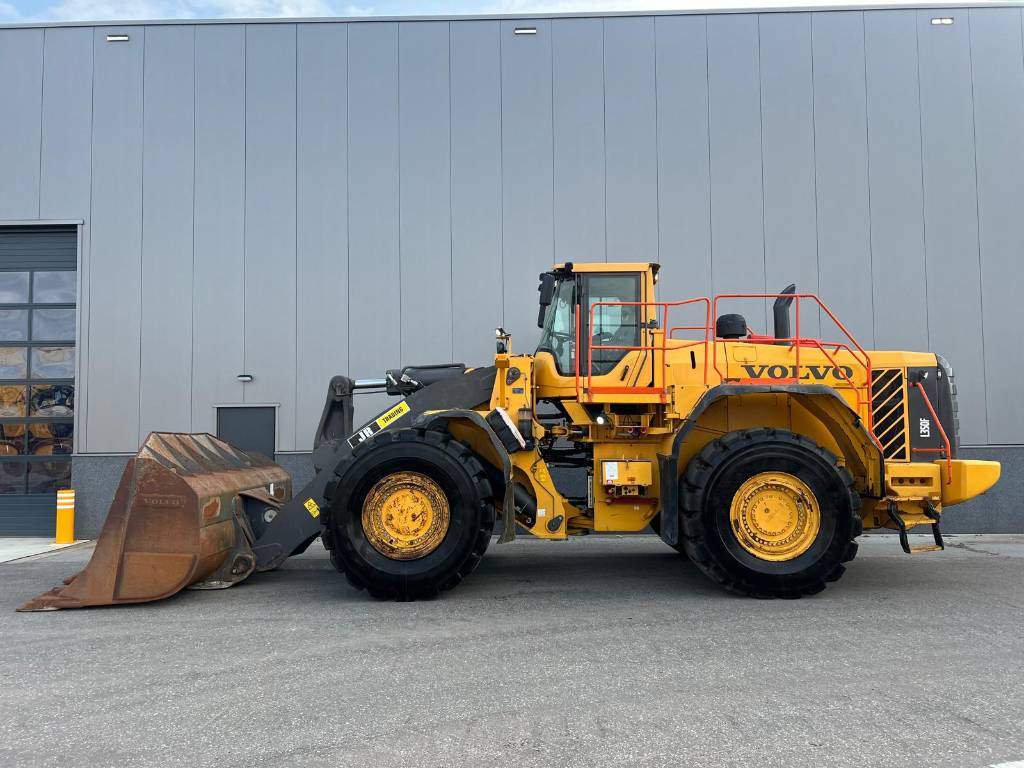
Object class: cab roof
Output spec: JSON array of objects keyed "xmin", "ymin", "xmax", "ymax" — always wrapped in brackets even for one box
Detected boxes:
[{"xmin": 552, "ymin": 262, "xmax": 660, "ymax": 275}]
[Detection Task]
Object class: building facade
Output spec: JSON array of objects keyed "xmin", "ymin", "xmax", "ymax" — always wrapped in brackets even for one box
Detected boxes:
[{"xmin": 0, "ymin": 5, "xmax": 1022, "ymax": 535}]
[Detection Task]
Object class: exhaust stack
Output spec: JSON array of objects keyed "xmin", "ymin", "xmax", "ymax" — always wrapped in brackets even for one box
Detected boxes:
[{"xmin": 773, "ymin": 284, "xmax": 797, "ymax": 344}]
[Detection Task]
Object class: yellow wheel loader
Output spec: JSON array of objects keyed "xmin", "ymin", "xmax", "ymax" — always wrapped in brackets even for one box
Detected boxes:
[{"xmin": 20, "ymin": 262, "xmax": 1001, "ymax": 610}]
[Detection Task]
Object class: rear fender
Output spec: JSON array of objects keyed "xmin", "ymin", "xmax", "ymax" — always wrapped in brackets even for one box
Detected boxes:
[{"xmin": 658, "ymin": 384, "xmax": 883, "ymax": 547}]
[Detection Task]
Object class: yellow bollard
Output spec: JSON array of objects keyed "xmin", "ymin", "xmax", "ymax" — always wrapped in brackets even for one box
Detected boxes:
[{"xmin": 55, "ymin": 488, "xmax": 75, "ymax": 545}]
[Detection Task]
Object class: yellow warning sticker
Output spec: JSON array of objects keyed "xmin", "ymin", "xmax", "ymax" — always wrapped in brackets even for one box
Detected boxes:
[
  {"xmin": 304, "ymin": 498, "xmax": 321, "ymax": 518},
  {"xmin": 375, "ymin": 400, "xmax": 410, "ymax": 429}
]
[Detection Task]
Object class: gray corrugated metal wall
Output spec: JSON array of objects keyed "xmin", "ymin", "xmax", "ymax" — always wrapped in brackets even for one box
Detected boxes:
[{"xmin": 0, "ymin": 7, "xmax": 1022, "ymax": 455}]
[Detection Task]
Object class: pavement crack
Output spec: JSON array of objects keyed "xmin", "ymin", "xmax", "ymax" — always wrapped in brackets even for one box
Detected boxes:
[{"xmin": 944, "ymin": 540, "xmax": 1003, "ymax": 557}]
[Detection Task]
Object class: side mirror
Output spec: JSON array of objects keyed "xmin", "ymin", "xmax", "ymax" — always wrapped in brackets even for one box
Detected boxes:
[{"xmin": 537, "ymin": 273, "xmax": 556, "ymax": 328}]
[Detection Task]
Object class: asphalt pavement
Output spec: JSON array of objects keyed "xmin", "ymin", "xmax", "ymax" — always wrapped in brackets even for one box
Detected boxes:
[{"xmin": 2, "ymin": 534, "xmax": 1023, "ymax": 768}]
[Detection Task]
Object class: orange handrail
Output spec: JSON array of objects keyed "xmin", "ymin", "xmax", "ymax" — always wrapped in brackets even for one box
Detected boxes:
[
  {"xmin": 581, "ymin": 297, "xmax": 711, "ymax": 400},
  {"xmin": 711, "ymin": 293, "xmax": 872, "ymax": 427},
  {"xmin": 577, "ymin": 293, "xmax": 873, "ymax": 431}
]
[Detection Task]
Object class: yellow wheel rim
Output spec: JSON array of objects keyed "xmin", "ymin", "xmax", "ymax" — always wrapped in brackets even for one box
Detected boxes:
[
  {"xmin": 362, "ymin": 471, "xmax": 450, "ymax": 560},
  {"xmin": 728, "ymin": 471, "xmax": 821, "ymax": 562}
]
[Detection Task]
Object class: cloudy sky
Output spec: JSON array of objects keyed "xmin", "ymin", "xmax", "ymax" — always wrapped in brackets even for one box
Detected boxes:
[{"xmin": 0, "ymin": 0, "xmax": 974, "ymax": 24}]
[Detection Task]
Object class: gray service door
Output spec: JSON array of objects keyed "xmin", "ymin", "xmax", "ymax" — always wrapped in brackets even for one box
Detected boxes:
[{"xmin": 216, "ymin": 406, "xmax": 276, "ymax": 459}]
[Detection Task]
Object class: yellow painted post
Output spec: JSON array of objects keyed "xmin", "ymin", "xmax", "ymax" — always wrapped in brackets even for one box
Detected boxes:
[{"xmin": 55, "ymin": 488, "xmax": 75, "ymax": 544}]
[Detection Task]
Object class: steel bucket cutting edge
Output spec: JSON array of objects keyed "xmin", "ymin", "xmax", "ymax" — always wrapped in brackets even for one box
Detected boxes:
[{"xmin": 18, "ymin": 432, "xmax": 291, "ymax": 612}]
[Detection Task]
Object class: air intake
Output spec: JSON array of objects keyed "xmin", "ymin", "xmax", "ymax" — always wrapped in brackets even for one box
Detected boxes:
[{"xmin": 871, "ymin": 369, "xmax": 909, "ymax": 460}]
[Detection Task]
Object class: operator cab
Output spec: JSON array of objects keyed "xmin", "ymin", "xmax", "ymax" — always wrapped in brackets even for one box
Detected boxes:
[{"xmin": 536, "ymin": 262, "xmax": 658, "ymax": 376}]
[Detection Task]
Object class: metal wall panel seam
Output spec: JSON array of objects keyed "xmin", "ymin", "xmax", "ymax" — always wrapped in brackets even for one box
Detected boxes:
[
  {"xmin": 448, "ymin": 21, "xmax": 455, "ymax": 357},
  {"xmin": 82, "ymin": 30, "xmax": 97, "ymax": 452},
  {"xmin": 241, "ymin": 25, "xmax": 247, "ymax": 379},
  {"xmin": 36, "ymin": 28, "xmax": 45, "ymax": 219},
  {"xmin": 395, "ymin": 24, "xmax": 399, "ymax": 370},
  {"xmin": 652, "ymin": 22, "xmax": 660, "ymax": 266},
  {"xmin": 497, "ymin": 21, "xmax": 505, "ymax": 328},
  {"xmin": 965, "ymin": 9, "xmax": 991, "ymax": 442},
  {"xmin": 703, "ymin": 17, "xmax": 714, "ymax": 292},
  {"xmin": 756, "ymin": 15, "xmax": 768, "ymax": 319},
  {"xmin": 654, "ymin": 17, "xmax": 662, "ymax": 271},
  {"xmin": 913, "ymin": 12, "xmax": 932, "ymax": 349},
  {"xmin": 550, "ymin": 21, "xmax": 557, "ymax": 267},
  {"xmin": 602, "ymin": 19, "xmax": 609, "ymax": 262},
  {"xmin": 135, "ymin": 27, "xmax": 146, "ymax": 444},
  {"xmin": 397, "ymin": 25, "xmax": 402, "ymax": 366},
  {"xmin": 293, "ymin": 22, "xmax": 298, "ymax": 447},
  {"xmin": 345, "ymin": 22, "xmax": 351, "ymax": 377},
  {"xmin": 809, "ymin": 13, "xmax": 822, "ymax": 299},
  {"xmin": 860, "ymin": 12, "xmax": 878, "ymax": 348},
  {"xmin": 74, "ymin": 223, "xmax": 83, "ymax": 453},
  {"xmin": 189, "ymin": 24, "xmax": 197, "ymax": 431}
]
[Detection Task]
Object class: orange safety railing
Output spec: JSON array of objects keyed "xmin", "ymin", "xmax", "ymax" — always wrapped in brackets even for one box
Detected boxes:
[
  {"xmin": 577, "ymin": 298, "xmax": 712, "ymax": 401},
  {"xmin": 711, "ymin": 294, "xmax": 872, "ymax": 427},
  {"xmin": 577, "ymin": 292, "xmax": 874, "ymax": 431}
]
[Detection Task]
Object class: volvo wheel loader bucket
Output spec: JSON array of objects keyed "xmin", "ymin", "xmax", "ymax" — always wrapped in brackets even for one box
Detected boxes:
[{"xmin": 18, "ymin": 432, "xmax": 291, "ymax": 612}]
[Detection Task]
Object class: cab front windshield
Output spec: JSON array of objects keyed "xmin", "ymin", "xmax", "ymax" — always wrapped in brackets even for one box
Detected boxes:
[{"xmin": 536, "ymin": 273, "xmax": 641, "ymax": 376}]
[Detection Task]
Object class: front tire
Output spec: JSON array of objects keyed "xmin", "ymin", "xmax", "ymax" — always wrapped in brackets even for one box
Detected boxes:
[
  {"xmin": 324, "ymin": 429, "xmax": 495, "ymax": 601},
  {"xmin": 680, "ymin": 428, "xmax": 861, "ymax": 598}
]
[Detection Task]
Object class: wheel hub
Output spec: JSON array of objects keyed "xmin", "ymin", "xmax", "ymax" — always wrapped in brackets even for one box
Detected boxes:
[
  {"xmin": 362, "ymin": 471, "xmax": 450, "ymax": 560},
  {"xmin": 728, "ymin": 471, "xmax": 821, "ymax": 561}
]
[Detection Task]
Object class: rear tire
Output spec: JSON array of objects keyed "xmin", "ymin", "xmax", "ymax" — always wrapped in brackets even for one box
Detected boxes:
[
  {"xmin": 680, "ymin": 428, "xmax": 861, "ymax": 598},
  {"xmin": 323, "ymin": 429, "xmax": 495, "ymax": 601}
]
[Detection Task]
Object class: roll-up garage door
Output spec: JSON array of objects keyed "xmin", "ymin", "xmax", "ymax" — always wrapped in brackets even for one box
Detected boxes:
[{"xmin": 0, "ymin": 226, "xmax": 77, "ymax": 535}]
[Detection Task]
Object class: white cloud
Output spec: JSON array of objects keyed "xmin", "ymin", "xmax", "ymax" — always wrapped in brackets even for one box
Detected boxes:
[
  {"xmin": 486, "ymin": 0, "xmax": 940, "ymax": 10},
  {"xmin": 486, "ymin": 0, "xmax": 709, "ymax": 10},
  {"xmin": 28, "ymin": 0, "xmax": 374, "ymax": 21},
  {"xmin": 0, "ymin": 0, "xmax": 22, "ymax": 18},
  {"xmin": 40, "ymin": 0, "xmax": 192, "ymax": 20},
  {"xmin": 211, "ymin": 0, "xmax": 336, "ymax": 16}
]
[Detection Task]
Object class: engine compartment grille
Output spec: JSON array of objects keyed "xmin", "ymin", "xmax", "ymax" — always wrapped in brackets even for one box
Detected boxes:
[{"xmin": 871, "ymin": 369, "xmax": 909, "ymax": 460}]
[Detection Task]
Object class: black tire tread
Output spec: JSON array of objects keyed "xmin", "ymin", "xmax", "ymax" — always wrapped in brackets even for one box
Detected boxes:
[
  {"xmin": 322, "ymin": 428, "xmax": 496, "ymax": 601},
  {"xmin": 680, "ymin": 427, "xmax": 861, "ymax": 599}
]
